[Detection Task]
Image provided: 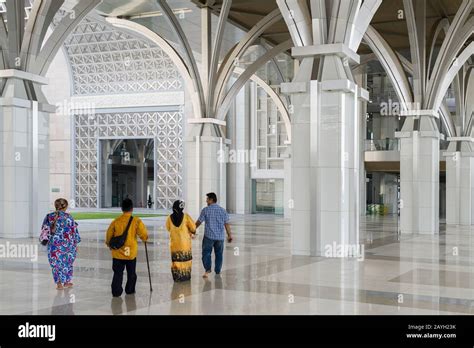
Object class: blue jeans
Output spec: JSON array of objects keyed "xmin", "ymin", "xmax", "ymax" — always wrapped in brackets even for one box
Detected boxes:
[{"xmin": 202, "ymin": 236, "xmax": 224, "ymax": 274}]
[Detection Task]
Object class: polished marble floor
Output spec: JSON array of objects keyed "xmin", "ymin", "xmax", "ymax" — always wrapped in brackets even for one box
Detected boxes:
[{"xmin": 1, "ymin": 213, "xmax": 473, "ymax": 315}]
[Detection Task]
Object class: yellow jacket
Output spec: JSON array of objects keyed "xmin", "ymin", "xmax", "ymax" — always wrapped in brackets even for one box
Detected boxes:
[
  {"xmin": 165, "ymin": 213, "xmax": 196, "ymax": 253},
  {"xmin": 105, "ymin": 212, "xmax": 148, "ymax": 260}
]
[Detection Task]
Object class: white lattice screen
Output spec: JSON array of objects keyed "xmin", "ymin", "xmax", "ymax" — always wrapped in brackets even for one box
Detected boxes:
[
  {"xmin": 74, "ymin": 111, "xmax": 183, "ymax": 209},
  {"xmin": 66, "ymin": 15, "xmax": 185, "ymax": 209}
]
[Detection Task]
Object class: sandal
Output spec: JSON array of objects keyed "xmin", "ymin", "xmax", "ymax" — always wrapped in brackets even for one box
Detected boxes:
[
  {"xmin": 64, "ymin": 282, "xmax": 74, "ymax": 288},
  {"xmin": 56, "ymin": 283, "xmax": 64, "ymax": 290}
]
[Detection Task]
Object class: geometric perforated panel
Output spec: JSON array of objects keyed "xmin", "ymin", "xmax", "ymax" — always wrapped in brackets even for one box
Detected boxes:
[
  {"xmin": 64, "ymin": 17, "xmax": 182, "ymax": 95},
  {"xmin": 74, "ymin": 111, "xmax": 183, "ymax": 209}
]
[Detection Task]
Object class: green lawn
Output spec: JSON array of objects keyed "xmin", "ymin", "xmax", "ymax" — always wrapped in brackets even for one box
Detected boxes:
[{"xmin": 70, "ymin": 212, "xmax": 165, "ymax": 220}]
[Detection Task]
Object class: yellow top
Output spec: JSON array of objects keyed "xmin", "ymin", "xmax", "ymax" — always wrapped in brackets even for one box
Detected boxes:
[
  {"xmin": 105, "ymin": 212, "xmax": 148, "ymax": 260},
  {"xmin": 165, "ymin": 213, "xmax": 196, "ymax": 255}
]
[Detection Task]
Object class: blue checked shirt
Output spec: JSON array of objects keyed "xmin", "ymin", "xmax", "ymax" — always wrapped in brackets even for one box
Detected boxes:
[{"xmin": 197, "ymin": 203, "xmax": 230, "ymax": 240}]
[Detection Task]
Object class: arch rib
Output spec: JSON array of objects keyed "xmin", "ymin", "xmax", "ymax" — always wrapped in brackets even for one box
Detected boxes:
[
  {"xmin": 215, "ymin": 40, "xmax": 292, "ymax": 122},
  {"xmin": 157, "ymin": 0, "xmax": 205, "ymax": 117},
  {"xmin": 213, "ymin": 9, "xmax": 283, "ymax": 115},
  {"xmin": 106, "ymin": 17, "xmax": 203, "ymax": 120}
]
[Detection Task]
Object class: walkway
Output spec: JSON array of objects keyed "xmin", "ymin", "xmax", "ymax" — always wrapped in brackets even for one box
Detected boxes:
[{"xmin": 0, "ymin": 214, "xmax": 472, "ymax": 314}]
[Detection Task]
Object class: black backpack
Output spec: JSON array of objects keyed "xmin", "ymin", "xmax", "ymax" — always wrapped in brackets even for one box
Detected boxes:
[{"xmin": 109, "ymin": 216, "xmax": 133, "ymax": 250}]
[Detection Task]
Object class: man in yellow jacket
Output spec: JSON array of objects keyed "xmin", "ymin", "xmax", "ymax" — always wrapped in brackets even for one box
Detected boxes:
[{"xmin": 106, "ymin": 198, "xmax": 148, "ymax": 297}]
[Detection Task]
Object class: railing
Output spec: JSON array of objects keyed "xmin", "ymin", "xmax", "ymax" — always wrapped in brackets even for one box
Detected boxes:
[
  {"xmin": 365, "ymin": 139, "xmax": 400, "ymax": 151},
  {"xmin": 365, "ymin": 139, "xmax": 452, "ymax": 152}
]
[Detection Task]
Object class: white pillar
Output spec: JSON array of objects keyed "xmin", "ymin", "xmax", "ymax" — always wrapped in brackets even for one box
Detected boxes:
[
  {"xmin": 312, "ymin": 79, "xmax": 361, "ymax": 256},
  {"xmin": 282, "ymin": 53, "xmax": 365, "ymax": 256},
  {"xmin": 444, "ymin": 140, "xmax": 474, "ymax": 225},
  {"xmin": 136, "ymin": 142, "xmax": 147, "ymax": 208},
  {"xmin": 101, "ymin": 141, "xmax": 113, "ymax": 208},
  {"xmin": 104, "ymin": 159, "xmax": 113, "ymax": 208},
  {"xmin": 281, "ymin": 82, "xmax": 312, "ymax": 255},
  {"xmin": 0, "ymin": 75, "xmax": 53, "ymax": 238},
  {"xmin": 201, "ymin": 6, "xmax": 211, "ymax": 99},
  {"xmin": 397, "ymin": 113, "xmax": 439, "ymax": 234},
  {"xmin": 282, "ymin": 147, "xmax": 292, "ymax": 219},
  {"xmin": 354, "ymin": 70, "xmax": 368, "ymax": 216},
  {"xmin": 185, "ymin": 124, "xmax": 229, "ymax": 218},
  {"xmin": 227, "ymin": 84, "xmax": 251, "ymax": 214}
]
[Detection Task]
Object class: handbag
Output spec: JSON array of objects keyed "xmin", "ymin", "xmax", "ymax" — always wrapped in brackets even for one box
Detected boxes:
[
  {"xmin": 109, "ymin": 216, "xmax": 133, "ymax": 250},
  {"xmin": 39, "ymin": 213, "xmax": 60, "ymax": 246}
]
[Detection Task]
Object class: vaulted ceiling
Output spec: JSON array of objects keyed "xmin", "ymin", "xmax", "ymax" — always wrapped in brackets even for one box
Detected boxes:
[
  {"xmin": 96, "ymin": 0, "xmax": 473, "ymax": 56},
  {"xmin": 190, "ymin": 0, "xmax": 471, "ymax": 52}
]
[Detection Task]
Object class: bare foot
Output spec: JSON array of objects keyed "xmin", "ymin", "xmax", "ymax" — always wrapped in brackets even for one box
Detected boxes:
[
  {"xmin": 56, "ymin": 283, "xmax": 64, "ymax": 290},
  {"xmin": 202, "ymin": 271, "xmax": 211, "ymax": 279},
  {"xmin": 64, "ymin": 282, "xmax": 73, "ymax": 288}
]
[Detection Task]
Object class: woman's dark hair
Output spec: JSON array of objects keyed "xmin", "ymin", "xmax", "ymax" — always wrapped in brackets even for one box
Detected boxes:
[
  {"xmin": 52, "ymin": 198, "xmax": 68, "ymax": 234},
  {"xmin": 170, "ymin": 200, "xmax": 185, "ymax": 227},
  {"xmin": 206, "ymin": 192, "xmax": 217, "ymax": 203},
  {"xmin": 122, "ymin": 198, "xmax": 133, "ymax": 212},
  {"xmin": 54, "ymin": 198, "xmax": 68, "ymax": 211}
]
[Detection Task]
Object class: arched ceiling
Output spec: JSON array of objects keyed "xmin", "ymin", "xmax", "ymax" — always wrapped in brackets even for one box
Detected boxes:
[
  {"xmin": 95, "ymin": 0, "xmax": 247, "ymax": 60},
  {"xmin": 189, "ymin": 0, "xmax": 471, "ymax": 53},
  {"xmin": 95, "ymin": 0, "xmax": 472, "ymax": 54}
]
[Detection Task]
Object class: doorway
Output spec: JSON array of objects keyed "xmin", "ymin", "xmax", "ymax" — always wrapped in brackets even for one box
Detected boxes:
[
  {"xmin": 251, "ymin": 179, "xmax": 284, "ymax": 215},
  {"xmin": 99, "ymin": 138, "xmax": 155, "ymax": 209}
]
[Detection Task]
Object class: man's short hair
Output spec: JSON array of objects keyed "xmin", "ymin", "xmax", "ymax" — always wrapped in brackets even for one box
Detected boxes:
[
  {"xmin": 122, "ymin": 198, "xmax": 133, "ymax": 212},
  {"xmin": 206, "ymin": 192, "xmax": 217, "ymax": 203}
]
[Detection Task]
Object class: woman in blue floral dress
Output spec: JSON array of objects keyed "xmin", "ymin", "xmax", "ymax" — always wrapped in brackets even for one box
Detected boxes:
[{"xmin": 41, "ymin": 198, "xmax": 81, "ymax": 290}]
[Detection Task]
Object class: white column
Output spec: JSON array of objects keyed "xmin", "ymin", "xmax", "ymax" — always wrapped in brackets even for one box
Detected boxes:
[
  {"xmin": 444, "ymin": 140, "xmax": 474, "ymax": 225},
  {"xmin": 0, "ymin": 76, "xmax": 53, "ymax": 238},
  {"xmin": 281, "ymin": 82, "xmax": 311, "ymax": 255},
  {"xmin": 459, "ymin": 154, "xmax": 474, "ymax": 225},
  {"xmin": 136, "ymin": 142, "xmax": 146, "ymax": 208},
  {"xmin": 397, "ymin": 112, "xmax": 439, "ymax": 234},
  {"xmin": 312, "ymin": 80, "xmax": 361, "ymax": 256},
  {"xmin": 282, "ymin": 147, "xmax": 292, "ymax": 219},
  {"xmin": 185, "ymin": 124, "xmax": 229, "ymax": 218},
  {"xmin": 227, "ymin": 83, "xmax": 251, "ymax": 214},
  {"xmin": 104, "ymin": 159, "xmax": 113, "ymax": 208},
  {"xmin": 354, "ymin": 70, "xmax": 368, "ymax": 216},
  {"xmin": 282, "ymin": 54, "xmax": 364, "ymax": 256},
  {"xmin": 101, "ymin": 141, "xmax": 113, "ymax": 208},
  {"xmin": 201, "ymin": 6, "xmax": 211, "ymax": 100}
]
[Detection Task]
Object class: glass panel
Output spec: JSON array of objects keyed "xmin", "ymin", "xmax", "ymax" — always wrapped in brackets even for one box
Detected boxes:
[{"xmin": 253, "ymin": 179, "xmax": 284, "ymax": 215}]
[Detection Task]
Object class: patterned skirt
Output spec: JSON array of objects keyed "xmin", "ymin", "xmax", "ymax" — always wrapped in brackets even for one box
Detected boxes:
[{"xmin": 171, "ymin": 250, "xmax": 192, "ymax": 282}]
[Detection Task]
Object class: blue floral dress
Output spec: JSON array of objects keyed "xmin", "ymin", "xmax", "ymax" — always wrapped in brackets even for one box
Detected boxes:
[{"xmin": 41, "ymin": 211, "xmax": 81, "ymax": 284}]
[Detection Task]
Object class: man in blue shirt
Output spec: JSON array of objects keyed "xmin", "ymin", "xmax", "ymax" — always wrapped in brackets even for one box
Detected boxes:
[{"xmin": 195, "ymin": 192, "xmax": 233, "ymax": 278}]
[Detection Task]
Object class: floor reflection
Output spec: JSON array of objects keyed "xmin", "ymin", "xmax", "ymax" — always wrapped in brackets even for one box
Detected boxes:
[{"xmin": 1, "ymin": 214, "xmax": 473, "ymax": 315}]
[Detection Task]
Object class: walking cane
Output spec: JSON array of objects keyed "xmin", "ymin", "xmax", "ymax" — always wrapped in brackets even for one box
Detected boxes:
[{"xmin": 144, "ymin": 241, "xmax": 153, "ymax": 292}]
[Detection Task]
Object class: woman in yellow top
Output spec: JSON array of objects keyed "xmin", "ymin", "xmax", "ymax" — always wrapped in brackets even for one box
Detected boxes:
[{"xmin": 165, "ymin": 200, "xmax": 196, "ymax": 282}]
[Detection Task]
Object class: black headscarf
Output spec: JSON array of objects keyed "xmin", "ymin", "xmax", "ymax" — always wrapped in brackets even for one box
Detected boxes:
[{"xmin": 170, "ymin": 200, "xmax": 185, "ymax": 227}]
